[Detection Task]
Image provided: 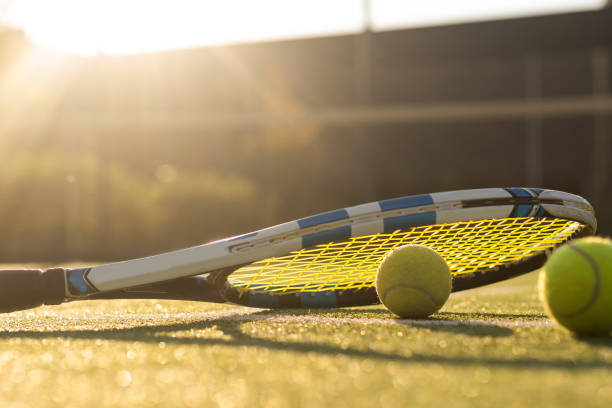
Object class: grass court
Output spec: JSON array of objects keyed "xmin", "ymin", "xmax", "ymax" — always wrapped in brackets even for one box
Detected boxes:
[{"xmin": 0, "ymin": 269, "xmax": 610, "ymax": 407}]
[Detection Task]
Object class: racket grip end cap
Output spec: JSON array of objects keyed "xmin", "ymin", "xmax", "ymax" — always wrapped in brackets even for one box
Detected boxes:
[{"xmin": 0, "ymin": 268, "xmax": 66, "ymax": 313}]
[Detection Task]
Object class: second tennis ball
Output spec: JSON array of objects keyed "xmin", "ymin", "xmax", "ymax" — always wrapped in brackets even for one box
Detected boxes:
[
  {"xmin": 376, "ymin": 244, "xmax": 451, "ymax": 318},
  {"xmin": 539, "ymin": 236, "xmax": 612, "ymax": 336}
]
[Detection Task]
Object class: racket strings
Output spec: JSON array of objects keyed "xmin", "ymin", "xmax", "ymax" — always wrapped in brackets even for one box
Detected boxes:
[{"xmin": 228, "ymin": 217, "xmax": 585, "ymax": 294}]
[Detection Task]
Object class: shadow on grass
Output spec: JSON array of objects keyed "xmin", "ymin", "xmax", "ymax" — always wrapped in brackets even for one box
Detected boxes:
[
  {"xmin": 277, "ymin": 308, "xmax": 545, "ymax": 320},
  {"xmin": 437, "ymin": 311, "xmax": 548, "ymax": 320},
  {"xmin": 0, "ymin": 309, "xmax": 610, "ymax": 369},
  {"xmin": 258, "ymin": 309, "xmax": 514, "ymax": 337}
]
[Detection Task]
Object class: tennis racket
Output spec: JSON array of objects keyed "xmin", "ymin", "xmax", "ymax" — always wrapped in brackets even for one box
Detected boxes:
[{"xmin": 0, "ymin": 187, "xmax": 596, "ymax": 313}]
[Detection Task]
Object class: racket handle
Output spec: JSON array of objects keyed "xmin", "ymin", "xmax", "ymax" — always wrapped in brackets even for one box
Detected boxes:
[{"xmin": 0, "ymin": 268, "xmax": 66, "ymax": 313}]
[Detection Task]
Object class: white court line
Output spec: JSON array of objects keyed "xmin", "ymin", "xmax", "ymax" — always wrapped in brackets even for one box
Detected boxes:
[{"xmin": 12, "ymin": 308, "xmax": 554, "ymax": 328}]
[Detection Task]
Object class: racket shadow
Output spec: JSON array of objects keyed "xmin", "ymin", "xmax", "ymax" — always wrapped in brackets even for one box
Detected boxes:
[
  {"xmin": 246, "ymin": 308, "xmax": 514, "ymax": 338},
  {"xmin": 0, "ymin": 317, "xmax": 416, "ymax": 362},
  {"xmin": 0, "ymin": 314, "xmax": 609, "ymax": 368}
]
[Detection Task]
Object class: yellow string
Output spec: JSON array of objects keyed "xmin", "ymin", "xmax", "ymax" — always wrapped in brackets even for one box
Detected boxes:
[{"xmin": 229, "ymin": 217, "xmax": 584, "ymax": 294}]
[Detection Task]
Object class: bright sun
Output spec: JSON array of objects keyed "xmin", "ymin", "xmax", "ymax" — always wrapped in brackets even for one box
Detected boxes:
[
  {"xmin": 8, "ymin": 0, "xmax": 246, "ymax": 55},
  {"xmin": 6, "ymin": 0, "xmax": 363, "ymax": 56}
]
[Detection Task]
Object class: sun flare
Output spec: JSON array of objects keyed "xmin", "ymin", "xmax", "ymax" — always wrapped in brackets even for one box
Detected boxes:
[
  {"xmin": 8, "ymin": 0, "xmax": 231, "ymax": 55},
  {"xmin": 6, "ymin": 0, "xmax": 362, "ymax": 56}
]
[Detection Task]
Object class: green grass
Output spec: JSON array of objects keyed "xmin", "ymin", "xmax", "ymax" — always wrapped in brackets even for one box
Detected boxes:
[{"xmin": 0, "ymin": 271, "xmax": 610, "ymax": 408}]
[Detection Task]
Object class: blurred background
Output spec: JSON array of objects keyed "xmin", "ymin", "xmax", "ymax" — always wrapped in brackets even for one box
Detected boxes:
[{"xmin": 0, "ymin": 0, "xmax": 610, "ymax": 262}]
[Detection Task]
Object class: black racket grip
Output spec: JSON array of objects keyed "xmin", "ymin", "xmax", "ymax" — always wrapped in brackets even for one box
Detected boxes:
[{"xmin": 0, "ymin": 268, "xmax": 66, "ymax": 313}]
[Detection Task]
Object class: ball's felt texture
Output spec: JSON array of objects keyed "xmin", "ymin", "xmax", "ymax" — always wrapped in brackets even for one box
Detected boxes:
[
  {"xmin": 376, "ymin": 244, "xmax": 451, "ymax": 318},
  {"xmin": 538, "ymin": 236, "xmax": 612, "ymax": 336}
]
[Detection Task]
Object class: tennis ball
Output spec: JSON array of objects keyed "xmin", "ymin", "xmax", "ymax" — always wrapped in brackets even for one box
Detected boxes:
[
  {"xmin": 538, "ymin": 236, "xmax": 612, "ymax": 336},
  {"xmin": 376, "ymin": 244, "xmax": 451, "ymax": 318}
]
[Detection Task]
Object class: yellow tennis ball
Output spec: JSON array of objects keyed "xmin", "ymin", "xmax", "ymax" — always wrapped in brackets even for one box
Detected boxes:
[
  {"xmin": 539, "ymin": 236, "xmax": 612, "ymax": 336},
  {"xmin": 376, "ymin": 244, "xmax": 451, "ymax": 318}
]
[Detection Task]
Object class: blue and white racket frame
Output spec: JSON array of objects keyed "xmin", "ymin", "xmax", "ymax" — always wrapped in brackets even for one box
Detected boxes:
[{"xmin": 85, "ymin": 187, "xmax": 595, "ymax": 308}]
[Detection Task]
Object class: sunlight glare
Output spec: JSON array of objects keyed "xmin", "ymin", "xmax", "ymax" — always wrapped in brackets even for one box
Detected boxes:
[
  {"xmin": 7, "ymin": 0, "xmax": 362, "ymax": 56},
  {"xmin": 5, "ymin": 0, "xmax": 606, "ymax": 56}
]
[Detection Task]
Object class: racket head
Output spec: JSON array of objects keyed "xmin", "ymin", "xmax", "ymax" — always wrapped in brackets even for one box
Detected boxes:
[
  {"xmin": 215, "ymin": 187, "xmax": 595, "ymax": 308},
  {"xmin": 218, "ymin": 216, "xmax": 592, "ymax": 308}
]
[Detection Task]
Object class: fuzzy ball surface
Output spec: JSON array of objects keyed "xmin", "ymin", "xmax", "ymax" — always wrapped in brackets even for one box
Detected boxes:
[
  {"xmin": 539, "ymin": 236, "xmax": 612, "ymax": 336},
  {"xmin": 376, "ymin": 244, "xmax": 451, "ymax": 318}
]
